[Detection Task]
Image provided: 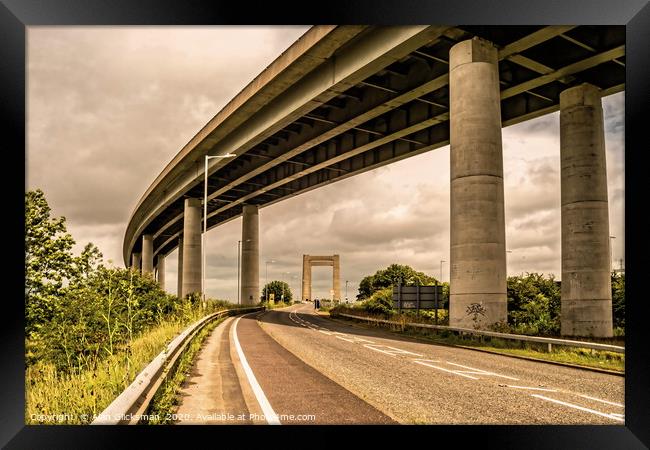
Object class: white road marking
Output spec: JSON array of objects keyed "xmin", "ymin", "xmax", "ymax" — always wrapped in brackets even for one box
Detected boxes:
[
  {"xmin": 413, "ymin": 359, "xmax": 479, "ymax": 380},
  {"xmin": 335, "ymin": 335, "xmax": 356, "ymax": 342},
  {"xmin": 445, "ymin": 362, "xmax": 519, "ymax": 380},
  {"xmin": 232, "ymin": 316, "xmax": 281, "ymax": 425},
  {"xmin": 318, "ymin": 330, "xmax": 333, "ymax": 335},
  {"xmin": 363, "ymin": 344, "xmax": 423, "ymax": 357},
  {"xmin": 531, "ymin": 394, "xmax": 625, "ymax": 422},
  {"xmin": 577, "ymin": 394, "xmax": 624, "ymax": 408},
  {"xmin": 506, "ymin": 385, "xmax": 558, "ymax": 392}
]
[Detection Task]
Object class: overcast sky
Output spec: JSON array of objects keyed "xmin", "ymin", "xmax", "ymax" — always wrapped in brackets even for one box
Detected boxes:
[{"xmin": 26, "ymin": 26, "xmax": 625, "ymax": 301}]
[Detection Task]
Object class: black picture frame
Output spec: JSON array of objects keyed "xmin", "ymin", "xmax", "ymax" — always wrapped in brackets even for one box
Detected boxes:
[{"xmin": 3, "ymin": 1, "xmax": 648, "ymax": 448}]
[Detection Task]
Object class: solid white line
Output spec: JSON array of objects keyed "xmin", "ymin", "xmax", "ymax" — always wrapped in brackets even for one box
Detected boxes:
[
  {"xmin": 446, "ymin": 362, "xmax": 519, "ymax": 380},
  {"xmin": 577, "ymin": 394, "xmax": 624, "ymax": 408},
  {"xmin": 232, "ymin": 316, "xmax": 281, "ymax": 425},
  {"xmin": 335, "ymin": 335, "xmax": 355, "ymax": 342},
  {"xmin": 531, "ymin": 394, "xmax": 625, "ymax": 422},
  {"xmin": 413, "ymin": 360, "xmax": 479, "ymax": 379},
  {"xmin": 318, "ymin": 330, "xmax": 332, "ymax": 335},
  {"xmin": 506, "ymin": 385, "xmax": 558, "ymax": 392}
]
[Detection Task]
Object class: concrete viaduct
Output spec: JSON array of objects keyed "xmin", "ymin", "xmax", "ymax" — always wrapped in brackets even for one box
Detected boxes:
[{"xmin": 123, "ymin": 25, "xmax": 624, "ymax": 337}]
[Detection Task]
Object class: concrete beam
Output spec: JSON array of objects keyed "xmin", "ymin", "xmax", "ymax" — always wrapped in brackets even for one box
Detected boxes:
[
  {"xmin": 181, "ymin": 198, "xmax": 202, "ymax": 298},
  {"xmin": 559, "ymin": 83, "xmax": 612, "ymax": 337},
  {"xmin": 240, "ymin": 205, "xmax": 259, "ymax": 305},
  {"xmin": 449, "ymin": 37, "xmax": 507, "ymax": 329},
  {"xmin": 501, "ymin": 45, "xmax": 625, "ymax": 100}
]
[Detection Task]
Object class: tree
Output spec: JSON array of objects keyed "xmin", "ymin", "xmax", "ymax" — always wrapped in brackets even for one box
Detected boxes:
[
  {"xmin": 261, "ymin": 280, "xmax": 292, "ymax": 303},
  {"xmin": 506, "ymin": 273, "xmax": 561, "ymax": 335},
  {"xmin": 611, "ymin": 272, "xmax": 625, "ymax": 328},
  {"xmin": 357, "ymin": 264, "xmax": 437, "ymax": 300},
  {"xmin": 25, "ymin": 189, "xmax": 77, "ymax": 336}
]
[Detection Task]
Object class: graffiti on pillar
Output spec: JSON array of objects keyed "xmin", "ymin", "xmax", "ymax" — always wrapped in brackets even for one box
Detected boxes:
[{"xmin": 466, "ymin": 302, "xmax": 487, "ymax": 329}]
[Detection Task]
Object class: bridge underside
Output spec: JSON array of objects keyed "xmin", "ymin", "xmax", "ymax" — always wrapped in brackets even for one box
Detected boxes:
[{"xmin": 127, "ymin": 25, "xmax": 623, "ymax": 262}]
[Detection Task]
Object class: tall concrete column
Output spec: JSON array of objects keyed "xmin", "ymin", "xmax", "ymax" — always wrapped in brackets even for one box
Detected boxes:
[
  {"xmin": 177, "ymin": 236, "xmax": 184, "ymax": 298},
  {"xmin": 156, "ymin": 254, "xmax": 165, "ymax": 290},
  {"xmin": 560, "ymin": 83, "xmax": 612, "ymax": 337},
  {"xmin": 332, "ymin": 254, "xmax": 341, "ymax": 301},
  {"xmin": 302, "ymin": 255, "xmax": 311, "ymax": 301},
  {"xmin": 131, "ymin": 252, "xmax": 141, "ymax": 273},
  {"xmin": 141, "ymin": 234, "xmax": 154, "ymax": 276},
  {"xmin": 181, "ymin": 198, "xmax": 202, "ymax": 298},
  {"xmin": 240, "ymin": 205, "xmax": 259, "ymax": 305},
  {"xmin": 448, "ymin": 37, "xmax": 507, "ymax": 329}
]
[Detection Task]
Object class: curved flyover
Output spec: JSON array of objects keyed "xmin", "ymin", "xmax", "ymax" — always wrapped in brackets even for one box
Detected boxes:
[{"xmin": 124, "ymin": 25, "xmax": 624, "ymax": 336}]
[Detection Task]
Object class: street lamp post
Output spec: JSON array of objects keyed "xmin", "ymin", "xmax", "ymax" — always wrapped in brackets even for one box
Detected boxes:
[
  {"xmin": 345, "ymin": 280, "xmax": 349, "ymax": 303},
  {"xmin": 203, "ymin": 153, "xmax": 235, "ymax": 306},
  {"xmin": 506, "ymin": 250, "xmax": 512, "ymax": 276},
  {"xmin": 439, "ymin": 260, "xmax": 446, "ymax": 282},
  {"xmin": 265, "ymin": 259, "xmax": 275, "ymax": 304}
]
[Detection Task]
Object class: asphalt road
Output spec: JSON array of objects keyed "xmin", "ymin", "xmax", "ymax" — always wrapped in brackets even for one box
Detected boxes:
[{"xmin": 175, "ymin": 303, "xmax": 624, "ymax": 425}]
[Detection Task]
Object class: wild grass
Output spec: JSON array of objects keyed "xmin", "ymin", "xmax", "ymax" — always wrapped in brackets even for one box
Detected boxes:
[{"xmin": 26, "ymin": 317, "xmax": 193, "ymax": 424}]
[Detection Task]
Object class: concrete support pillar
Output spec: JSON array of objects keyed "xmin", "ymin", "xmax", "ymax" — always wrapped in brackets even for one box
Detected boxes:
[
  {"xmin": 131, "ymin": 252, "xmax": 141, "ymax": 273},
  {"xmin": 240, "ymin": 205, "xmax": 259, "ymax": 305},
  {"xmin": 332, "ymin": 254, "xmax": 341, "ymax": 301},
  {"xmin": 141, "ymin": 234, "xmax": 153, "ymax": 276},
  {"xmin": 448, "ymin": 37, "xmax": 507, "ymax": 329},
  {"xmin": 181, "ymin": 198, "xmax": 202, "ymax": 298},
  {"xmin": 156, "ymin": 254, "xmax": 165, "ymax": 290},
  {"xmin": 302, "ymin": 255, "xmax": 311, "ymax": 301},
  {"xmin": 560, "ymin": 83, "xmax": 612, "ymax": 337},
  {"xmin": 177, "ymin": 237, "xmax": 184, "ymax": 298}
]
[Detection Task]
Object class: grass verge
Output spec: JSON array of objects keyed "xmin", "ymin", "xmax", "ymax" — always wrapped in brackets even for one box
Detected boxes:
[
  {"xmin": 26, "ymin": 317, "xmax": 197, "ymax": 424},
  {"xmin": 332, "ymin": 314, "xmax": 624, "ymax": 373},
  {"xmin": 144, "ymin": 316, "xmax": 226, "ymax": 424}
]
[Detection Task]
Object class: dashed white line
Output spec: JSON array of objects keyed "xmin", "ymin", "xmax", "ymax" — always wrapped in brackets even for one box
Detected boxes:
[
  {"xmin": 506, "ymin": 385, "xmax": 558, "ymax": 392},
  {"xmin": 577, "ymin": 394, "xmax": 624, "ymax": 408},
  {"xmin": 413, "ymin": 359, "xmax": 479, "ymax": 380},
  {"xmin": 233, "ymin": 316, "xmax": 281, "ymax": 425},
  {"xmin": 530, "ymin": 394, "xmax": 625, "ymax": 422},
  {"xmin": 446, "ymin": 362, "xmax": 519, "ymax": 380},
  {"xmin": 363, "ymin": 344, "xmax": 423, "ymax": 357}
]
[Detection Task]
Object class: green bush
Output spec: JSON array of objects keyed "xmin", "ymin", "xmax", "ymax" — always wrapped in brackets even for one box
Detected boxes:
[
  {"xmin": 507, "ymin": 273, "xmax": 560, "ymax": 336},
  {"xmin": 359, "ymin": 287, "xmax": 394, "ymax": 315}
]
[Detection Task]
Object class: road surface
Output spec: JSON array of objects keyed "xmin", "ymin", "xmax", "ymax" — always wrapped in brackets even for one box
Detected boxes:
[{"xmin": 175, "ymin": 303, "xmax": 624, "ymax": 425}]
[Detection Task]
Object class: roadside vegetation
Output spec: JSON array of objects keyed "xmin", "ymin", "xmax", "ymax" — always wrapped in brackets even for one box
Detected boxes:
[
  {"xmin": 329, "ymin": 263, "xmax": 625, "ymax": 372},
  {"xmin": 261, "ymin": 280, "xmax": 293, "ymax": 304},
  {"xmin": 25, "ymin": 189, "xmax": 245, "ymax": 424}
]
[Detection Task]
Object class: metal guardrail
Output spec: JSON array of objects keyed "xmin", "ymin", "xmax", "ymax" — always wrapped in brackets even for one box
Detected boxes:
[
  {"xmin": 91, "ymin": 306, "xmax": 263, "ymax": 425},
  {"xmin": 337, "ymin": 313, "xmax": 625, "ymax": 354}
]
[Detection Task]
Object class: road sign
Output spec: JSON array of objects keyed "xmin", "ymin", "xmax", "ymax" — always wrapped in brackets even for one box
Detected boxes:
[{"xmin": 392, "ymin": 283, "xmax": 444, "ymax": 324}]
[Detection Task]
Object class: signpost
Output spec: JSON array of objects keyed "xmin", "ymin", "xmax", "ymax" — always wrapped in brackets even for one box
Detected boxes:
[{"xmin": 392, "ymin": 282, "xmax": 443, "ymax": 324}]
